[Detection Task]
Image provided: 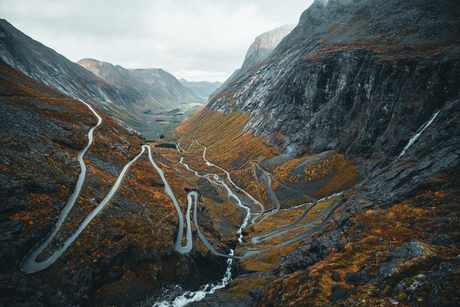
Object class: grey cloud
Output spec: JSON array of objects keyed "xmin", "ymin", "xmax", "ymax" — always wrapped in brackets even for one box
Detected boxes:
[{"xmin": 0, "ymin": 0, "xmax": 313, "ymax": 81}]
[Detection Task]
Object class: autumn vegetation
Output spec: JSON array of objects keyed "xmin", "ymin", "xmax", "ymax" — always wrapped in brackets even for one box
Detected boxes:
[{"xmin": 0, "ymin": 61, "xmax": 226, "ymax": 305}]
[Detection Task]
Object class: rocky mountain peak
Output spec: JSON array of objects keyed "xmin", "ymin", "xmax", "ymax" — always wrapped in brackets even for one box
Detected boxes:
[
  {"xmin": 210, "ymin": 24, "xmax": 296, "ymax": 99},
  {"xmin": 313, "ymin": 0, "xmax": 330, "ymax": 6},
  {"xmin": 76, "ymin": 58, "xmax": 114, "ymax": 79},
  {"xmin": 243, "ymin": 24, "xmax": 296, "ymax": 69}
]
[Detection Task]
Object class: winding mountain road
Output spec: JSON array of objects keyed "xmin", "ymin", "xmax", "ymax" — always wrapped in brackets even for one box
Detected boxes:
[
  {"xmin": 21, "ymin": 102, "xmax": 194, "ymax": 273},
  {"xmin": 180, "ymin": 142, "xmax": 343, "ymax": 259},
  {"xmin": 21, "ymin": 99, "xmax": 343, "ymax": 273},
  {"xmin": 253, "ymin": 173, "xmax": 279, "ymax": 223},
  {"xmin": 21, "ymin": 100, "xmax": 102, "ymax": 273}
]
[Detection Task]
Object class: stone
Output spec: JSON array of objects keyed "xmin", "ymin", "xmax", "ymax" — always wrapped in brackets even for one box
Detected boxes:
[{"xmin": 327, "ymin": 285, "xmax": 357, "ymax": 303}]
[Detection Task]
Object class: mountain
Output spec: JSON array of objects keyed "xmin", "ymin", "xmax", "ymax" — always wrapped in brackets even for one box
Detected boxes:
[
  {"xmin": 0, "ymin": 20, "xmax": 121, "ymax": 103},
  {"xmin": 2, "ymin": 0, "xmax": 460, "ymax": 306},
  {"xmin": 0, "ymin": 60, "xmax": 226, "ymax": 306},
  {"xmin": 179, "ymin": 78, "xmax": 223, "ymax": 100},
  {"xmin": 210, "ymin": 24, "xmax": 296, "ymax": 99},
  {"xmin": 175, "ymin": 0, "xmax": 460, "ymax": 305},
  {"xmin": 241, "ymin": 24, "xmax": 297, "ymax": 73},
  {"xmin": 77, "ymin": 59, "xmax": 203, "ymax": 106},
  {"xmin": 0, "ymin": 20, "xmax": 201, "ymax": 139}
]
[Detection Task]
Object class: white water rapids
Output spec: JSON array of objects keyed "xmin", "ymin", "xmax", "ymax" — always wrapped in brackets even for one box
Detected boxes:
[{"xmin": 152, "ymin": 253, "xmax": 234, "ymax": 307}]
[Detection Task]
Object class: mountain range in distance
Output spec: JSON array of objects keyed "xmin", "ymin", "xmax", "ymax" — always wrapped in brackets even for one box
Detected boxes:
[
  {"xmin": 0, "ymin": 17, "xmax": 289, "ymax": 140},
  {"xmin": 76, "ymin": 58, "xmax": 204, "ymax": 107},
  {"xmin": 0, "ymin": 19, "xmax": 214, "ymax": 139},
  {"xmin": 179, "ymin": 78, "xmax": 223, "ymax": 100}
]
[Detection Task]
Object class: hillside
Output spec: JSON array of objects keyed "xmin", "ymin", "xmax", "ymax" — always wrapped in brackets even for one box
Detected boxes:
[
  {"xmin": 175, "ymin": 0, "xmax": 460, "ymax": 305},
  {"xmin": 0, "ymin": 20, "xmax": 201, "ymax": 139},
  {"xmin": 0, "ymin": 60, "xmax": 228, "ymax": 306}
]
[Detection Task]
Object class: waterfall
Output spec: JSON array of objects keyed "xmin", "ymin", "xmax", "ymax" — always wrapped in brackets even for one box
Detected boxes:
[{"xmin": 399, "ymin": 110, "xmax": 440, "ymax": 158}]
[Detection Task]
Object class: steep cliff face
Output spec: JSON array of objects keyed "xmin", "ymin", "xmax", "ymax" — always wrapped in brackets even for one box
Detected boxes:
[
  {"xmin": 210, "ymin": 24, "xmax": 296, "ymax": 99},
  {"xmin": 206, "ymin": 0, "xmax": 460, "ymax": 190},
  {"xmin": 177, "ymin": 0, "xmax": 460, "ymax": 305},
  {"xmin": 77, "ymin": 58, "xmax": 203, "ymax": 106},
  {"xmin": 210, "ymin": 0, "xmax": 460, "ymax": 157}
]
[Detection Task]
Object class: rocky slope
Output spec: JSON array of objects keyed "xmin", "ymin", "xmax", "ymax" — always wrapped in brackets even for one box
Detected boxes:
[
  {"xmin": 210, "ymin": 24, "xmax": 296, "ymax": 100},
  {"xmin": 175, "ymin": 0, "xmax": 460, "ymax": 305},
  {"xmin": 0, "ymin": 20, "xmax": 201, "ymax": 139},
  {"xmin": 179, "ymin": 78, "xmax": 223, "ymax": 100},
  {"xmin": 0, "ymin": 61, "xmax": 227, "ymax": 307},
  {"xmin": 241, "ymin": 24, "xmax": 297, "ymax": 74}
]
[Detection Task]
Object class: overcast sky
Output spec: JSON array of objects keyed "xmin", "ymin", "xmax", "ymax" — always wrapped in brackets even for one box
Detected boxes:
[{"xmin": 1, "ymin": 0, "xmax": 314, "ymax": 82}]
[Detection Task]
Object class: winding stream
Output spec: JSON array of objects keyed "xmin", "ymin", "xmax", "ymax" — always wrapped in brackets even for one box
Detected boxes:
[
  {"xmin": 198, "ymin": 142, "xmax": 264, "ymax": 226},
  {"xmin": 152, "ymin": 250, "xmax": 234, "ymax": 307}
]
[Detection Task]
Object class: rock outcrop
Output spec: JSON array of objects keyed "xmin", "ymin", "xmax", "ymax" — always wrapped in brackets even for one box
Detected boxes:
[{"xmin": 210, "ymin": 24, "xmax": 296, "ymax": 100}]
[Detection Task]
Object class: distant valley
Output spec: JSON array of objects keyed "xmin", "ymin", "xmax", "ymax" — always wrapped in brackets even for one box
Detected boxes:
[
  {"xmin": 0, "ymin": 19, "xmax": 207, "ymax": 140},
  {"xmin": 179, "ymin": 79, "xmax": 223, "ymax": 100}
]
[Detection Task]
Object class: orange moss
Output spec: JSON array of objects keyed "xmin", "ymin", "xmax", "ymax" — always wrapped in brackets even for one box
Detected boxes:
[
  {"xmin": 311, "ymin": 155, "xmax": 359, "ymax": 199},
  {"xmin": 272, "ymin": 153, "xmax": 309, "ymax": 184}
]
